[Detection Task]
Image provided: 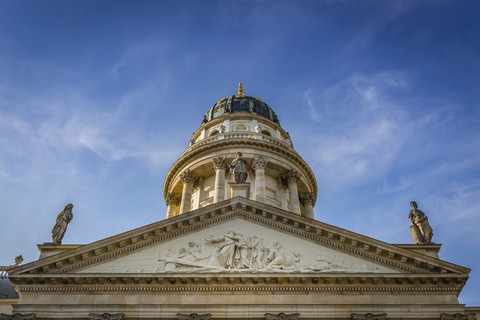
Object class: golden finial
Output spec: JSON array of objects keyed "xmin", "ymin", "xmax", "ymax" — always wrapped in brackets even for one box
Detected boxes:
[{"xmin": 236, "ymin": 83, "xmax": 245, "ymax": 98}]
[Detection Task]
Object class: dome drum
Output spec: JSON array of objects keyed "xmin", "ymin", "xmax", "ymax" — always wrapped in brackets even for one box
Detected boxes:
[{"xmin": 164, "ymin": 84, "xmax": 317, "ymax": 220}]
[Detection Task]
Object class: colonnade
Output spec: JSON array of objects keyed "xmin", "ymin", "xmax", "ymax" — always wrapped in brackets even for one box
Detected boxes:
[{"xmin": 165, "ymin": 157, "xmax": 314, "ymax": 219}]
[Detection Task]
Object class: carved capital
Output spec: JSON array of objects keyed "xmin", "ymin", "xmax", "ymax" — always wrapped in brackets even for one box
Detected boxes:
[
  {"xmin": 0, "ymin": 314, "xmax": 36, "ymax": 320},
  {"xmin": 88, "ymin": 314, "xmax": 124, "ymax": 320},
  {"xmin": 300, "ymin": 192, "xmax": 315, "ymax": 206},
  {"xmin": 165, "ymin": 193, "xmax": 180, "ymax": 206},
  {"xmin": 180, "ymin": 169, "xmax": 196, "ymax": 184},
  {"xmin": 283, "ymin": 169, "xmax": 300, "ymax": 183},
  {"xmin": 177, "ymin": 314, "xmax": 211, "ymax": 320},
  {"xmin": 351, "ymin": 313, "xmax": 387, "ymax": 320},
  {"xmin": 441, "ymin": 314, "xmax": 476, "ymax": 320},
  {"xmin": 213, "ymin": 157, "xmax": 229, "ymax": 171},
  {"xmin": 265, "ymin": 313, "xmax": 300, "ymax": 320},
  {"xmin": 252, "ymin": 155, "xmax": 267, "ymax": 171}
]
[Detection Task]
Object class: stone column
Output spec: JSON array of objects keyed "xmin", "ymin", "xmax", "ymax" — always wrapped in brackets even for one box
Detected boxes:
[
  {"xmin": 252, "ymin": 155, "xmax": 267, "ymax": 203},
  {"xmin": 300, "ymin": 192, "xmax": 315, "ymax": 219},
  {"xmin": 284, "ymin": 169, "xmax": 301, "ymax": 215},
  {"xmin": 213, "ymin": 157, "xmax": 228, "ymax": 203},
  {"xmin": 179, "ymin": 169, "xmax": 196, "ymax": 214},
  {"xmin": 165, "ymin": 193, "xmax": 180, "ymax": 219}
]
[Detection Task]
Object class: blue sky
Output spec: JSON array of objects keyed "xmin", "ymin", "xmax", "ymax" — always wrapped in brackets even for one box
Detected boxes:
[{"xmin": 1, "ymin": 0, "xmax": 479, "ymax": 305}]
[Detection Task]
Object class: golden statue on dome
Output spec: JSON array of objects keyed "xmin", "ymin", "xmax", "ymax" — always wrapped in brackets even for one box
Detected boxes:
[{"xmin": 236, "ymin": 82, "xmax": 245, "ymax": 98}]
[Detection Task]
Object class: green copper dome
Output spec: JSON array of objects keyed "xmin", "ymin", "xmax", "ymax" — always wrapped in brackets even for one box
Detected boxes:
[{"xmin": 203, "ymin": 84, "xmax": 279, "ymax": 124}]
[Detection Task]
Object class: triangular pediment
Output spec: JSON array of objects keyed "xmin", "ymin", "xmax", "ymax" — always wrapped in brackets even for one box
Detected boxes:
[
  {"xmin": 74, "ymin": 217, "xmax": 399, "ymax": 274},
  {"xmin": 9, "ymin": 197, "xmax": 470, "ymax": 280}
]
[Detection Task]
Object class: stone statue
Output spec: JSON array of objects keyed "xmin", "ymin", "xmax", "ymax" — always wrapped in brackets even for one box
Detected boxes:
[
  {"xmin": 408, "ymin": 201, "xmax": 433, "ymax": 244},
  {"xmin": 52, "ymin": 203, "xmax": 74, "ymax": 244},
  {"xmin": 230, "ymin": 152, "xmax": 247, "ymax": 183},
  {"xmin": 218, "ymin": 125, "xmax": 226, "ymax": 133},
  {"xmin": 255, "ymin": 124, "xmax": 262, "ymax": 134}
]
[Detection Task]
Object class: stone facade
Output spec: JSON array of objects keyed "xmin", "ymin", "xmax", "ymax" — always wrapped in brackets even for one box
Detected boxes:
[{"xmin": 2, "ymin": 86, "xmax": 477, "ymax": 320}]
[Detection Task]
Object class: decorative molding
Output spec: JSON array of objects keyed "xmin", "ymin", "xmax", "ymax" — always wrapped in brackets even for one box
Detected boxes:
[
  {"xmin": 265, "ymin": 313, "xmax": 300, "ymax": 320},
  {"xmin": 441, "ymin": 314, "xmax": 476, "ymax": 320},
  {"xmin": 177, "ymin": 313, "xmax": 211, "ymax": 320},
  {"xmin": 351, "ymin": 313, "xmax": 387, "ymax": 320},
  {"xmin": 0, "ymin": 314, "xmax": 36, "ymax": 320},
  {"xmin": 88, "ymin": 313, "xmax": 124, "ymax": 320},
  {"xmin": 14, "ymin": 284, "xmax": 463, "ymax": 293},
  {"xmin": 212, "ymin": 157, "xmax": 229, "ymax": 171},
  {"xmin": 252, "ymin": 155, "xmax": 267, "ymax": 170},
  {"xmin": 180, "ymin": 169, "xmax": 196, "ymax": 183},
  {"xmin": 283, "ymin": 169, "xmax": 300, "ymax": 183},
  {"xmin": 300, "ymin": 193, "xmax": 315, "ymax": 206},
  {"xmin": 166, "ymin": 193, "xmax": 181, "ymax": 206}
]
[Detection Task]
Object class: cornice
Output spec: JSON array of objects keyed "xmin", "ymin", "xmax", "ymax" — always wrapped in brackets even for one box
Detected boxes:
[
  {"xmin": 11, "ymin": 273, "xmax": 466, "ymax": 294},
  {"xmin": 8, "ymin": 198, "xmax": 469, "ymax": 280}
]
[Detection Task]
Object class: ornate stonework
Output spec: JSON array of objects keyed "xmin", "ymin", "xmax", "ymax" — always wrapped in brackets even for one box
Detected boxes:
[
  {"xmin": 351, "ymin": 313, "xmax": 387, "ymax": 320},
  {"xmin": 180, "ymin": 169, "xmax": 196, "ymax": 183},
  {"xmin": 300, "ymin": 193, "xmax": 315, "ymax": 206},
  {"xmin": 265, "ymin": 313, "xmax": 300, "ymax": 320},
  {"xmin": 177, "ymin": 313, "xmax": 211, "ymax": 320},
  {"xmin": 88, "ymin": 313, "xmax": 124, "ymax": 320},
  {"xmin": 440, "ymin": 314, "xmax": 476, "ymax": 320},
  {"xmin": 283, "ymin": 169, "xmax": 300, "ymax": 183},
  {"xmin": 165, "ymin": 193, "xmax": 180, "ymax": 206},
  {"xmin": 0, "ymin": 314, "xmax": 35, "ymax": 320},
  {"xmin": 252, "ymin": 155, "xmax": 267, "ymax": 170},
  {"xmin": 212, "ymin": 157, "xmax": 229, "ymax": 171}
]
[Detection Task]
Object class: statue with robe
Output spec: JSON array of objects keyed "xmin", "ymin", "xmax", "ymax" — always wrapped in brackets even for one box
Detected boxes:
[
  {"xmin": 230, "ymin": 152, "xmax": 247, "ymax": 183},
  {"xmin": 52, "ymin": 203, "xmax": 74, "ymax": 244},
  {"xmin": 408, "ymin": 201, "xmax": 433, "ymax": 244}
]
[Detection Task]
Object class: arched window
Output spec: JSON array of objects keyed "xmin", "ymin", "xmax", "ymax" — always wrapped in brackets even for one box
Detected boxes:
[
  {"xmin": 210, "ymin": 130, "xmax": 219, "ymax": 137},
  {"xmin": 261, "ymin": 130, "xmax": 271, "ymax": 136}
]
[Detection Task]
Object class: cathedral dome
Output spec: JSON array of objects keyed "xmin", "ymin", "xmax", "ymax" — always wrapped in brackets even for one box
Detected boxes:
[{"xmin": 203, "ymin": 83, "xmax": 279, "ymax": 124}]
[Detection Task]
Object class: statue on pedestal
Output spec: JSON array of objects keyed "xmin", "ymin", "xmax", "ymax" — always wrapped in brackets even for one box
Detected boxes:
[
  {"xmin": 408, "ymin": 201, "xmax": 433, "ymax": 244},
  {"xmin": 230, "ymin": 152, "xmax": 247, "ymax": 183},
  {"xmin": 52, "ymin": 203, "xmax": 74, "ymax": 244}
]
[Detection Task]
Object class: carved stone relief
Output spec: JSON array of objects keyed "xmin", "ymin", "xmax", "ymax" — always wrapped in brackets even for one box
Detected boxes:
[
  {"xmin": 351, "ymin": 313, "xmax": 387, "ymax": 320},
  {"xmin": 0, "ymin": 314, "xmax": 36, "ymax": 320},
  {"xmin": 440, "ymin": 314, "xmax": 476, "ymax": 320},
  {"xmin": 88, "ymin": 313, "xmax": 124, "ymax": 320},
  {"xmin": 177, "ymin": 313, "xmax": 211, "ymax": 320},
  {"xmin": 157, "ymin": 231, "xmax": 371, "ymax": 273},
  {"xmin": 265, "ymin": 313, "xmax": 300, "ymax": 320}
]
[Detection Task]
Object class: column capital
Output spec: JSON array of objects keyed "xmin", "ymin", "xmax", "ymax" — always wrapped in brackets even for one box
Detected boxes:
[
  {"xmin": 300, "ymin": 192, "xmax": 315, "ymax": 206},
  {"xmin": 252, "ymin": 155, "xmax": 267, "ymax": 170},
  {"xmin": 180, "ymin": 169, "xmax": 196, "ymax": 183},
  {"xmin": 165, "ymin": 193, "xmax": 180, "ymax": 206},
  {"xmin": 283, "ymin": 169, "xmax": 300, "ymax": 183},
  {"xmin": 212, "ymin": 157, "xmax": 229, "ymax": 171}
]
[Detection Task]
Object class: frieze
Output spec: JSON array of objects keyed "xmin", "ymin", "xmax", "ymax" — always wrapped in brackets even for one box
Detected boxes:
[{"xmin": 157, "ymin": 230, "xmax": 368, "ymax": 273}]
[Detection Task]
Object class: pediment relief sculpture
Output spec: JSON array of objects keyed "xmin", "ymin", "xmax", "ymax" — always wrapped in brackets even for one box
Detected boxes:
[{"xmin": 157, "ymin": 231, "xmax": 382, "ymax": 273}]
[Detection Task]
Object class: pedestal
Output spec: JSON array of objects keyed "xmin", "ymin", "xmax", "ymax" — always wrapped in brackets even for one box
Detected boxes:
[{"xmin": 228, "ymin": 182, "xmax": 251, "ymax": 199}]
